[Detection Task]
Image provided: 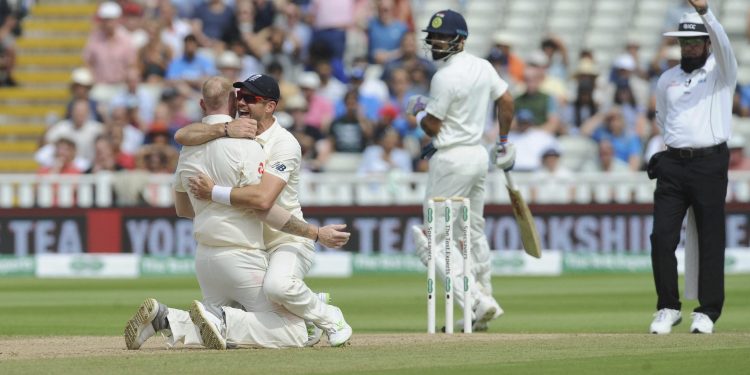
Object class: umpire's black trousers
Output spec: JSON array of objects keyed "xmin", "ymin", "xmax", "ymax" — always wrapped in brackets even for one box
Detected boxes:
[{"xmin": 650, "ymin": 143, "xmax": 729, "ymax": 322}]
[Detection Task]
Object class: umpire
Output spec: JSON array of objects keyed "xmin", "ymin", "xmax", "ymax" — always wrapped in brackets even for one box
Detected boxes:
[{"xmin": 648, "ymin": 0, "xmax": 737, "ymax": 335}]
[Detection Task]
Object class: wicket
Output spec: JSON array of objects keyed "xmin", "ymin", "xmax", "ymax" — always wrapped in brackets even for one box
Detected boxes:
[{"xmin": 426, "ymin": 196, "xmax": 471, "ymax": 334}]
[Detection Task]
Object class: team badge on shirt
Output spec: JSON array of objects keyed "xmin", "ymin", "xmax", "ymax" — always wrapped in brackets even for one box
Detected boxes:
[{"xmin": 271, "ymin": 161, "xmax": 287, "ymax": 172}]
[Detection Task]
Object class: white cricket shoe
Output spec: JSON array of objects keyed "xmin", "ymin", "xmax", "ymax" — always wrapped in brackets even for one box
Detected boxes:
[
  {"xmin": 124, "ymin": 298, "xmax": 167, "ymax": 350},
  {"xmin": 690, "ymin": 312, "xmax": 714, "ymax": 334},
  {"xmin": 411, "ymin": 225, "xmax": 429, "ymax": 265},
  {"xmin": 649, "ymin": 308, "xmax": 682, "ymax": 334},
  {"xmin": 189, "ymin": 300, "xmax": 226, "ymax": 350},
  {"xmin": 304, "ymin": 292, "xmax": 330, "ymax": 347},
  {"xmin": 325, "ymin": 306, "xmax": 352, "ymax": 347},
  {"xmin": 475, "ymin": 295, "xmax": 502, "ymax": 326}
]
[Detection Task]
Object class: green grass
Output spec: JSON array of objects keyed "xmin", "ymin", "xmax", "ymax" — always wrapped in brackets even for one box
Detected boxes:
[{"xmin": 1, "ymin": 274, "xmax": 749, "ymax": 374}]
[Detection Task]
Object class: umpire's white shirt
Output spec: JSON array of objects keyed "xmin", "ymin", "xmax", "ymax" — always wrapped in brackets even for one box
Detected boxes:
[
  {"xmin": 255, "ymin": 118, "xmax": 313, "ymax": 251},
  {"xmin": 655, "ymin": 10, "xmax": 737, "ymax": 148},
  {"xmin": 174, "ymin": 114, "xmax": 266, "ymax": 249},
  {"xmin": 426, "ymin": 51, "xmax": 508, "ymax": 149}
]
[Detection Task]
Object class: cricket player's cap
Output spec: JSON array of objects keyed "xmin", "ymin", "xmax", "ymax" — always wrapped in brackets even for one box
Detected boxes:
[
  {"xmin": 663, "ymin": 12, "xmax": 709, "ymax": 37},
  {"xmin": 422, "ymin": 9, "xmax": 468, "ymax": 38},
  {"xmin": 233, "ymin": 73, "xmax": 280, "ymax": 101}
]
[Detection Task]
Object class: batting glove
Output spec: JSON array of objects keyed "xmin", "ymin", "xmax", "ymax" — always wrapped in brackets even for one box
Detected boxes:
[
  {"xmin": 406, "ymin": 95, "xmax": 429, "ymax": 116},
  {"xmin": 420, "ymin": 142, "xmax": 437, "ymax": 160},
  {"xmin": 494, "ymin": 141, "xmax": 516, "ymax": 171}
]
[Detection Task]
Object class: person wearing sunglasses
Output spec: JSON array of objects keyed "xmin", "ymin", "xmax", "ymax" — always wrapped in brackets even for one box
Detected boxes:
[
  {"xmin": 648, "ymin": 0, "xmax": 737, "ymax": 335},
  {"xmin": 174, "ymin": 74, "xmax": 353, "ymax": 347}
]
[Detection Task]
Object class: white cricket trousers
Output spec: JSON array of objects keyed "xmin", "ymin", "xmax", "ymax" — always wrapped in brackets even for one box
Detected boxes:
[
  {"xmin": 263, "ymin": 243, "xmax": 340, "ymax": 332},
  {"xmin": 424, "ymin": 144, "xmax": 494, "ymax": 309},
  {"xmin": 166, "ymin": 245, "xmax": 306, "ymax": 349}
]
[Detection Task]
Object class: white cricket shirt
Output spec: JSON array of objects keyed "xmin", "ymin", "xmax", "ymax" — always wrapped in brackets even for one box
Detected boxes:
[
  {"xmin": 425, "ymin": 51, "xmax": 508, "ymax": 149},
  {"xmin": 255, "ymin": 118, "xmax": 312, "ymax": 250},
  {"xmin": 174, "ymin": 114, "xmax": 266, "ymax": 249},
  {"xmin": 655, "ymin": 10, "xmax": 737, "ymax": 148}
]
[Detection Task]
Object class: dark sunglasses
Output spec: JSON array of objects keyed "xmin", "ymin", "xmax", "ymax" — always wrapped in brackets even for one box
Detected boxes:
[
  {"xmin": 679, "ymin": 38, "xmax": 706, "ymax": 46},
  {"xmin": 237, "ymin": 92, "xmax": 271, "ymax": 104}
]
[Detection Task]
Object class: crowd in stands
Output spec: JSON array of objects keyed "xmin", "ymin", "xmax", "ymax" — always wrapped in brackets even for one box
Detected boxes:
[{"xmin": 18, "ymin": 1, "xmax": 750, "ymax": 183}]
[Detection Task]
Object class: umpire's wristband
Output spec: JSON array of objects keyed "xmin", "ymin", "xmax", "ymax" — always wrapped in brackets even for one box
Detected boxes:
[{"xmin": 211, "ymin": 185, "xmax": 232, "ymax": 206}]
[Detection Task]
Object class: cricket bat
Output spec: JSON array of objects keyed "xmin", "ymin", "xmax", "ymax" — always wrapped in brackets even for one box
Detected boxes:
[{"xmin": 504, "ymin": 170, "xmax": 542, "ymax": 258}]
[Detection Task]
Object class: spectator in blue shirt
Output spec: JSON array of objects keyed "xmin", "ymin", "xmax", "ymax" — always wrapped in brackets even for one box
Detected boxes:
[
  {"xmin": 190, "ymin": 0, "xmax": 235, "ymax": 46},
  {"xmin": 166, "ymin": 34, "xmax": 217, "ymax": 91},
  {"xmin": 367, "ymin": 0, "xmax": 408, "ymax": 64},
  {"xmin": 583, "ymin": 106, "xmax": 642, "ymax": 171}
]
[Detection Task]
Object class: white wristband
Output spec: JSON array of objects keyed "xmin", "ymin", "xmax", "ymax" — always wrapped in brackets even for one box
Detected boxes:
[
  {"xmin": 415, "ymin": 110, "xmax": 427, "ymax": 125},
  {"xmin": 211, "ymin": 185, "xmax": 232, "ymax": 206}
]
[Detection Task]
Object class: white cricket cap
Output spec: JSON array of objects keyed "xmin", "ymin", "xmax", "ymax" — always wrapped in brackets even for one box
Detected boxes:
[
  {"xmin": 71, "ymin": 67, "xmax": 94, "ymax": 86},
  {"xmin": 663, "ymin": 12, "xmax": 709, "ymax": 37},
  {"xmin": 574, "ymin": 58, "xmax": 599, "ymax": 76},
  {"xmin": 97, "ymin": 1, "xmax": 122, "ymax": 19},
  {"xmin": 492, "ymin": 31, "xmax": 516, "ymax": 47},
  {"xmin": 526, "ymin": 50, "xmax": 548, "ymax": 67},
  {"xmin": 285, "ymin": 94, "xmax": 307, "ymax": 110}
]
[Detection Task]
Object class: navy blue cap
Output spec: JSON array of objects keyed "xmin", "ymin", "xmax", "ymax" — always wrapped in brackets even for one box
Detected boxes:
[
  {"xmin": 233, "ymin": 74, "xmax": 281, "ymax": 101},
  {"xmin": 422, "ymin": 9, "xmax": 468, "ymax": 38}
]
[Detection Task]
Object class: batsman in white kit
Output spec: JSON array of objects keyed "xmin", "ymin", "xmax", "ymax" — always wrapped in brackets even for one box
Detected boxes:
[
  {"xmin": 123, "ymin": 77, "xmax": 351, "ymax": 350},
  {"xmin": 408, "ymin": 9, "xmax": 516, "ymax": 332}
]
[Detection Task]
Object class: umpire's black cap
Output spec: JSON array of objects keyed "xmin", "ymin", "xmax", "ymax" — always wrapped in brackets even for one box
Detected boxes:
[
  {"xmin": 422, "ymin": 9, "xmax": 468, "ymax": 38},
  {"xmin": 233, "ymin": 74, "xmax": 281, "ymax": 101}
]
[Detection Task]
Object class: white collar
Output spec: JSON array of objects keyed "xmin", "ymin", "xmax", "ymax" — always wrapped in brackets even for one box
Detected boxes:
[
  {"xmin": 201, "ymin": 114, "xmax": 234, "ymax": 125},
  {"xmin": 255, "ymin": 116, "xmax": 280, "ymax": 145}
]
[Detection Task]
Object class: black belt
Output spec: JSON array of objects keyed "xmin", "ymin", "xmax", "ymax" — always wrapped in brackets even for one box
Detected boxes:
[{"xmin": 666, "ymin": 143, "xmax": 726, "ymax": 159}]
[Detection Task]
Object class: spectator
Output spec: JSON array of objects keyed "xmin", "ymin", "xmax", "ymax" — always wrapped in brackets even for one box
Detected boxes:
[
  {"xmin": 286, "ymin": 94, "xmax": 328, "ymax": 172},
  {"xmin": 308, "ymin": 0, "xmax": 354, "ymax": 82},
  {"xmin": 260, "ymin": 26, "xmax": 296, "ymax": 81},
  {"xmin": 562, "ymin": 60, "xmax": 600, "ymax": 132},
  {"xmin": 253, "ymin": 0, "xmax": 276, "ymax": 32},
  {"xmin": 135, "ymin": 128, "xmax": 179, "ymax": 173},
  {"xmin": 215, "ymin": 50, "xmax": 243, "ymax": 82},
  {"xmin": 486, "ymin": 31, "xmax": 525, "ymax": 86},
  {"xmin": 599, "ymin": 54, "xmax": 650, "ymax": 109},
  {"xmin": 277, "ymin": 2, "xmax": 312, "ymax": 63},
  {"xmin": 85, "ymin": 135, "xmax": 127, "ymax": 173},
  {"xmin": 582, "ymin": 106, "xmax": 642, "ymax": 171},
  {"xmin": 222, "ymin": 0, "xmax": 270, "ymax": 60},
  {"xmin": 382, "ymin": 31, "xmax": 436, "ymax": 83},
  {"xmin": 138, "ymin": 19, "xmax": 173, "ymax": 83},
  {"xmin": 623, "ymin": 37, "xmax": 649, "ymax": 80},
  {"xmin": 352, "ymin": 56, "xmax": 390, "ymax": 102},
  {"xmin": 190, "ymin": 0, "xmax": 235, "ymax": 47},
  {"xmin": 582, "ymin": 139, "xmax": 631, "ymax": 173},
  {"xmin": 613, "ymin": 84, "xmax": 648, "ymax": 138},
  {"xmin": 367, "ymin": 0, "xmax": 408, "ymax": 64},
  {"xmin": 336, "ymin": 67, "xmax": 383, "ymax": 122},
  {"xmin": 532, "ymin": 147, "xmax": 574, "ymax": 203},
  {"xmin": 38, "ymin": 134, "xmax": 82, "ymax": 175},
  {"xmin": 266, "ymin": 61, "xmax": 301, "ymax": 112},
  {"xmin": 64, "ymin": 67, "xmax": 104, "ymax": 123},
  {"xmin": 298, "ymin": 71, "xmax": 334, "ymax": 132},
  {"xmin": 327, "ymin": 89, "xmax": 372, "ymax": 153},
  {"xmin": 165, "ymin": 34, "xmax": 217, "ymax": 92},
  {"xmin": 736, "ymin": 81, "xmax": 750, "ymax": 117},
  {"xmin": 107, "ymin": 104, "xmax": 144, "ymax": 157},
  {"xmin": 313, "ymin": 59, "xmax": 347, "ymax": 103},
  {"xmin": 514, "ymin": 67, "xmax": 561, "ymax": 134},
  {"xmin": 121, "ymin": 1, "xmax": 148, "ymax": 49},
  {"xmin": 358, "ymin": 126, "xmax": 412, "ymax": 176},
  {"xmin": 157, "ymin": 0, "xmax": 192, "ymax": 58},
  {"xmin": 0, "ymin": 0, "xmax": 25, "ymax": 84},
  {"xmin": 539, "ymin": 36, "xmax": 569, "ymax": 81},
  {"xmin": 83, "ymin": 1, "xmax": 136, "ymax": 84},
  {"xmin": 103, "ymin": 122, "xmax": 137, "ymax": 169},
  {"xmin": 38, "ymin": 99, "xmax": 104, "ymax": 170},
  {"xmin": 111, "ymin": 69, "xmax": 158, "ymax": 128},
  {"xmin": 507, "ymin": 109, "xmax": 559, "ymax": 171}
]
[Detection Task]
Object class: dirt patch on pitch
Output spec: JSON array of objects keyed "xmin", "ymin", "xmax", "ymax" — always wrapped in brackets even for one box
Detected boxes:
[{"xmin": 0, "ymin": 333, "xmax": 637, "ymax": 360}]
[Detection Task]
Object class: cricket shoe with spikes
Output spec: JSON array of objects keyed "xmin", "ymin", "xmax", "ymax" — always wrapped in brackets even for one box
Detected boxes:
[
  {"xmin": 325, "ymin": 305, "xmax": 352, "ymax": 347},
  {"xmin": 124, "ymin": 298, "xmax": 169, "ymax": 350},
  {"xmin": 189, "ymin": 300, "xmax": 227, "ymax": 350},
  {"xmin": 304, "ymin": 292, "xmax": 331, "ymax": 347}
]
